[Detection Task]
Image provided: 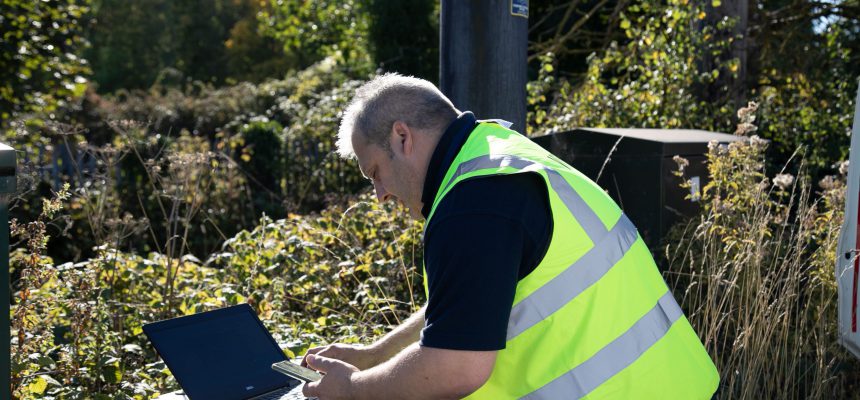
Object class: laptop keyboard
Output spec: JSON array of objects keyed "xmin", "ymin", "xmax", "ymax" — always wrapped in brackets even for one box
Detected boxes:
[
  {"xmin": 160, "ymin": 384, "xmax": 313, "ymax": 400},
  {"xmin": 251, "ymin": 383, "xmax": 314, "ymax": 400}
]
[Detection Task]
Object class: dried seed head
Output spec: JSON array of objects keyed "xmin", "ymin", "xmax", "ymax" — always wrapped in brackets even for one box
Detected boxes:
[
  {"xmin": 773, "ymin": 173, "xmax": 795, "ymax": 190},
  {"xmin": 838, "ymin": 160, "xmax": 849, "ymax": 177},
  {"xmin": 673, "ymin": 155, "xmax": 690, "ymax": 174}
]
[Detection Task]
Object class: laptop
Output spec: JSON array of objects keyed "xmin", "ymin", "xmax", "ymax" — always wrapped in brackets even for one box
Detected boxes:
[{"xmin": 143, "ymin": 303, "xmax": 310, "ymax": 400}]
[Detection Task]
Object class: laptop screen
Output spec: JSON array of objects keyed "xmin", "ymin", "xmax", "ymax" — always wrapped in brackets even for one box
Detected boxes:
[{"xmin": 144, "ymin": 304, "xmax": 298, "ymax": 400}]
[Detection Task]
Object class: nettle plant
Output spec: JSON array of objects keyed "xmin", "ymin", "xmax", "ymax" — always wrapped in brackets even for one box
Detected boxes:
[
  {"xmin": 10, "ymin": 184, "xmax": 71, "ymax": 398},
  {"xmin": 204, "ymin": 194, "xmax": 425, "ymax": 357},
  {"xmin": 10, "ymin": 183, "xmax": 166, "ymax": 399}
]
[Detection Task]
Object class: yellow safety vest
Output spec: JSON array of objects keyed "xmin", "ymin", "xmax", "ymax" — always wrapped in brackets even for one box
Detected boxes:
[{"xmin": 423, "ymin": 122, "xmax": 719, "ymax": 399}]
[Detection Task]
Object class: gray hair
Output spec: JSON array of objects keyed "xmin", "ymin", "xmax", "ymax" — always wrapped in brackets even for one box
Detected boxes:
[{"xmin": 337, "ymin": 73, "xmax": 460, "ymax": 159}]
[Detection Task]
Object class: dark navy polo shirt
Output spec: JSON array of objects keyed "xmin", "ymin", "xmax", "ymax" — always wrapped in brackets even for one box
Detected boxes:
[{"xmin": 419, "ymin": 112, "xmax": 552, "ymax": 351}]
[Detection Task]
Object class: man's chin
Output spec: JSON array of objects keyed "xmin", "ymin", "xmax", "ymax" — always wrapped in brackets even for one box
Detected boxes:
[{"xmin": 407, "ymin": 207, "xmax": 424, "ymax": 220}]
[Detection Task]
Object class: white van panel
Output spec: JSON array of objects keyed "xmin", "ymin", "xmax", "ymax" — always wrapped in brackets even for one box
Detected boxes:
[{"xmin": 837, "ymin": 83, "xmax": 860, "ymax": 359}]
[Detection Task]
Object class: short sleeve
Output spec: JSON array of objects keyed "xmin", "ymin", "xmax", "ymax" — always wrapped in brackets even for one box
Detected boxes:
[{"xmin": 420, "ymin": 173, "xmax": 550, "ymax": 351}]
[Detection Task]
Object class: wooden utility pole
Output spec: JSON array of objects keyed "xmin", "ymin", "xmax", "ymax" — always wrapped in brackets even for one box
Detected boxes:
[{"xmin": 440, "ymin": 0, "xmax": 529, "ymax": 134}]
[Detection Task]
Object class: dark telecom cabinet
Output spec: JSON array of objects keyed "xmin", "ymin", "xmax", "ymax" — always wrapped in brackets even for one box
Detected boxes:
[{"xmin": 531, "ymin": 128, "xmax": 746, "ymax": 248}]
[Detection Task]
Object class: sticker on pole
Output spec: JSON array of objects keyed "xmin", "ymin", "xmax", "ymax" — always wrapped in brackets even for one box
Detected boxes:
[{"xmin": 511, "ymin": 0, "xmax": 528, "ymax": 18}]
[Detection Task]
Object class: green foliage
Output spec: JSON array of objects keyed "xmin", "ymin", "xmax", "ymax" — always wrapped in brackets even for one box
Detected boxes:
[
  {"xmin": 529, "ymin": 0, "xmax": 857, "ymax": 178},
  {"xmin": 85, "ymin": 0, "xmax": 292, "ymax": 93},
  {"xmin": 274, "ymin": 76, "xmax": 368, "ymax": 210},
  {"xmin": 259, "ymin": 0, "xmax": 372, "ymax": 72},
  {"xmin": 0, "ymin": 0, "xmax": 91, "ymax": 122},
  {"xmin": 207, "ymin": 197, "xmax": 425, "ymax": 339},
  {"xmin": 224, "ymin": 3, "xmax": 295, "ymax": 84},
  {"xmin": 10, "ymin": 194, "xmax": 423, "ymax": 398},
  {"xmin": 752, "ymin": 26, "xmax": 857, "ymax": 173},
  {"xmin": 6, "ymin": 58, "xmax": 371, "ymax": 264},
  {"xmin": 5, "ymin": 2, "xmax": 859, "ymax": 398},
  {"xmin": 527, "ymin": 0, "xmax": 628, "ymax": 79},
  {"xmin": 528, "ymin": 0, "xmax": 736, "ymax": 136},
  {"xmin": 238, "ymin": 118, "xmax": 286, "ymax": 193}
]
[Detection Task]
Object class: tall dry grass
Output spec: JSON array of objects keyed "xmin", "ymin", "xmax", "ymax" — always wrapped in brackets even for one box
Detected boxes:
[{"xmin": 665, "ymin": 102, "xmax": 859, "ymax": 399}]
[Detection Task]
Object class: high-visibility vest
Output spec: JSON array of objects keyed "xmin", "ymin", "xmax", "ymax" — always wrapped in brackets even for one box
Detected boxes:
[{"xmin": 423, "ymin": 122, "xmax": 719, "ymax": 399}]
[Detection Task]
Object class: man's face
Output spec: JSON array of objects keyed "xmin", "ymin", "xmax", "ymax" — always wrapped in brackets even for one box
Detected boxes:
[{"xmin": 353, "ymin": 123, "xmax": 426, "ymax": 220}]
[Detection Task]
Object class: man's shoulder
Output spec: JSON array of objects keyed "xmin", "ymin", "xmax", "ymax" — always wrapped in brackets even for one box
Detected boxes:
[{"xmin": 427, "ymin": 172, "xmax": 549, "ymax": 229}]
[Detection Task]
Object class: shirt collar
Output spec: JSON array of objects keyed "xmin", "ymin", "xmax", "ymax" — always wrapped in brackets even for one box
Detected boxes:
[{"xmin": 420, "ymin": 111, "xmax": 478, "ymax": 218}]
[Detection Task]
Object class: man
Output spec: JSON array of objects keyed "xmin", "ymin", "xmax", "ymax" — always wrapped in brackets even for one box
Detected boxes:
[{"xmin": 301, "ymin": 73, "xmax": 719, "ymax": 399}]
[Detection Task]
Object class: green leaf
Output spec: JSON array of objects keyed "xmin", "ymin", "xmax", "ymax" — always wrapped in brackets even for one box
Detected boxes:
[
  {"xmin": 712, "ymin": 0, "xmax": 722, "ymax": 7},
  {"xmin": 43, "ymin": 374, "xmax": 62, "ymax": 387},
  {"xmin": 283, "ymin": 348, "xmax": 296, "ymax": 359},
  {"xmin": 28, "ymin": 377, "xmax": 48, "ymax": 394},
  {"xmin": 102, "ymin": 365, "xmax": 122, "ymax": 384}
]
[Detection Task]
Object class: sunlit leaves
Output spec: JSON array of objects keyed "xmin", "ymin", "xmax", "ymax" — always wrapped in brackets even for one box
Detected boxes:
[
  {"xmin": 259, "ymin": 0, "xmax": 371, "ymax": 70},
  {"xmin": 27, "ymin": 377, "xmax": 48, "ymax": 395},
  {"xmin": 0, "ymin": 0, "xmax": 91, "ymax": 122},
  {"xmin": 527, "ymin": 0, "xmax": 738, "ymax": 136}
]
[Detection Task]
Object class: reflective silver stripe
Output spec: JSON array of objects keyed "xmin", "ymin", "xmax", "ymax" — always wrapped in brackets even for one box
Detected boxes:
[
  {"xmin": 522, "ymin": 291, "xmax": 684, "ymax": 400},
  {"xmin": 436, "ymin": 154, "xmax": 607, "ymax": 242},
  {"xmin": 477, "ymin": 118, "xmax": 514, "ymax": 129},
  {"xmin": 506, "ymin": 215, "xmax": 639, "ymax": 341},
  {"xmin": 425, "ymin": 154, "xmax": 536, "ymax": 236},
  {"xmin": 544, "ymin": 168, "xmax": 608, "ymax": 240},
  {"xmin": 440, "ymin": 154, "xmax": 533, "ymax": 195},
  {"xmin": 433, "ymin": 152, "xmax": 637, "ymax": 341}
]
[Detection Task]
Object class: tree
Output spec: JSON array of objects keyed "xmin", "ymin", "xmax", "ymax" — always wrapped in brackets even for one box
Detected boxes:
[
  {"xmin": 528, "ymin": 0, "xmax": 630, "ymax": 80},
  {"xmin": 259, "ymin": 0, "xmax": 372, "ymax": 71},
  {"xmin": 85, "ymin": 0, "xmax": 291, "ymax": 92},
  {"xmin": 0, "ymin": 0, "xmax": 91, "ymax": 122}
]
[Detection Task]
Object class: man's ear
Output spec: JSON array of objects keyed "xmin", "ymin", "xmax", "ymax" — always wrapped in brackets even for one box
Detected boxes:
[{"xmin": 390, "ymin": 121, "xmax": 413, "ymax": 156}]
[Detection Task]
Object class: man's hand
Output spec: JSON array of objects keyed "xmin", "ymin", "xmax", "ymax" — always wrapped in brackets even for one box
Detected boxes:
[
  {"xmin": 302, "ymin": 343, "xmax": 380, "ymax": 371},
  {"xmin": 302, "ymin": 354, "xmax": 359, "ymax": 400},
  {"xmin": 304, "ymin": 343, "xmax": 496, "ymax": 399}
]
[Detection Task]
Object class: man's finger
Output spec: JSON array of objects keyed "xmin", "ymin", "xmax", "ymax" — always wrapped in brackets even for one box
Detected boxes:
[
  {"xmin": 301, "ymin": 346, "xmax": 326, "ymax": 367},
  {"xmin": 302, "ymin": 380, "xmax": 319, "ymax": 397},
  {"xmin": 306, "ymin": 353, "xmax": 351, "ymax": 374}
]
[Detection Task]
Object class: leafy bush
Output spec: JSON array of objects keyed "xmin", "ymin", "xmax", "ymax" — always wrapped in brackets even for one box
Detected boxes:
[
  {"xmin": 206, "ymin": 196, "xmax": 425, "ymax": 343},
  {"xmin": 10, "ymin": 193, "xmax": 424, "ymax": 398},
  {"xmin": 752, "ymin": 27, "xmax": 857, "ymax": 172},
  {"xmin": 0, "ymin": 0, "xmax": 90, "ymax": 122},
  {"xmin": 527, "ymin": 0, "xmax": 736, "ymax": 136},
  {"xmin": 84, "ymin": 0, "xmax": 294, "ymax": 93},
  {"xmin": 5, "ymin": 58, "xmax": 372, "ymax": 263},
  {"xmin": 527, "ymin": 0, "xmax": 856, "ymax": 179},
  {"xmin": 258, "ymin": 0, "xmax": 372, "ymax": 71}
]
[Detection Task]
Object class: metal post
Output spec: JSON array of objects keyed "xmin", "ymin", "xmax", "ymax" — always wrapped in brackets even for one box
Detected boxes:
[
  {"xmin": 1, "ymin": 142, "xmax": 16, "ymax": 397},
  {"xmin": 440, "ymin": 0, "xmax": 528, "ymax": 134}
]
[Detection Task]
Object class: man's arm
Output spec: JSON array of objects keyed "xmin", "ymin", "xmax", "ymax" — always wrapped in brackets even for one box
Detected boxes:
[
  {"xmin": 303, "ymin": 342, "xmax": 496, "ymax": 400},
  {"xmin": 302, "ymin": 306, "xmax": 425, "ymax": 370},
  {"xmin": 366, "ymin": 305, "xmax": 425, "ymax": 361}
]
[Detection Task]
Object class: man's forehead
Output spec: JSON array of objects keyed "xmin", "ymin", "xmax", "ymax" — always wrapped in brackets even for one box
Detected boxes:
[{"xmin": 352, "ymin": 138, "xmax": 372, "ymax": 179}]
